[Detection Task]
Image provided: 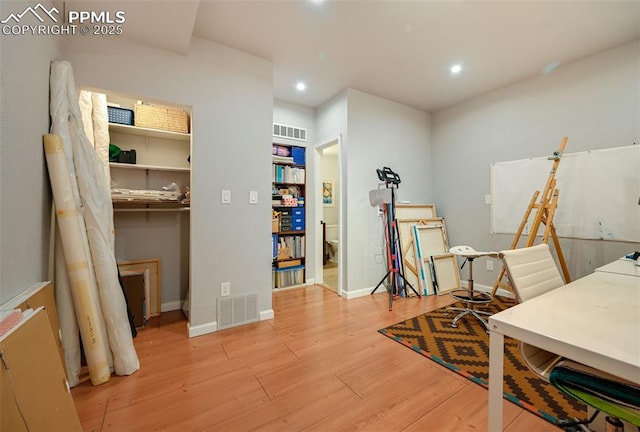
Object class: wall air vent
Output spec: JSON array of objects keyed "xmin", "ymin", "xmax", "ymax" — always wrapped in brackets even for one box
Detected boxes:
[
  {"xmin": 273, "ymin": 123, "xmax": 307, "ymax": 142},
  {"xmin": 217, "ymin": 293, "xmax": 258, "ymax": 330}
]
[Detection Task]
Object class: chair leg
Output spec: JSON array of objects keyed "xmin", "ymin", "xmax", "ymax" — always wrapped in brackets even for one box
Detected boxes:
[
  {"xmin": 448, "ymin": 307, "xmax": 489, "ymax": 330},
  {"xmin": 446, "ymin": 255, "xmax": 493, "ymax": 330},
  {"xmin": 604, "ymin": 416, "xmax": 625, "ymax": 432},
  {"xmin": 470, "ymin": 311, "xmax": 489, "ymax": 329},
  {"xmin": 556, "ymin": 409, "xmax": 600, "ymax": 431},
  {"xmin": 449, "ymin": 309, "xmax": 472, "ymax": 328}
]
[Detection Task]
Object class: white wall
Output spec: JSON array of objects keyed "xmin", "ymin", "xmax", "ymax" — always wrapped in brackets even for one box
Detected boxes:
[
  {"xmin": 62, "ymin": 36, "xmax": 274, "ymax": 333},
  {"xmin": 316, "ymin": 91, "xmax": 348, "ymax": 241},
  {"xmin": 432, "ymin": 40, "xmax": 640, "ymax": 286},
  {"xmin": 273, "ymin": 99, "xmax": 316, "ymax": 141},
  {"xmin": 345, "ymin": 89, "xmax": 432, "ymax": 296},
  {"xmin": 316, "ymin": 90, "xmax": 348, "ymax": 147},
  {"xmin": 113, "ymin": 212, "xmax": 189, "ymax": 309},
  {"xmin": 316, "ymin": 91, "xmax": 348, "ymax": 291},
  {"xmin": 0, "ymin": 0, "xmax": 61, "ymax": 303}
]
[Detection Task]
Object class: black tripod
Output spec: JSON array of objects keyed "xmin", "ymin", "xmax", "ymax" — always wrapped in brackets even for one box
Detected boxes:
[{"xmin": 371, "ymin": 167, "xmax": 420, "ymax": 310}]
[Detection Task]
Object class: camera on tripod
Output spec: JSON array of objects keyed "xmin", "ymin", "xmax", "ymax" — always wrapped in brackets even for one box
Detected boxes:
[
  {"xmin": 369, "ymin": 166, "xmax": 420, "ymax": 309},
  {"xmin": 376, "ymin": 167, "xmax": 401, "ymax": 186},
  {"xmin": 369, "ymin": 167, "xmax": 400, "ymax": 208}
]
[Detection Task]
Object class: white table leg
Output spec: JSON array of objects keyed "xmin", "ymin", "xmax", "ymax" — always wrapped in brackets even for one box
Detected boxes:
[{"xmin": 488, "ymin": 329, "xmax": 504, "ymax": 432}]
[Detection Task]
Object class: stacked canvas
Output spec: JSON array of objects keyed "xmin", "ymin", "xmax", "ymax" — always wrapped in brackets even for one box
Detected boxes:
[{"xmin": 395, "ymin": 204, "xmax": 461, "ymax": 296}]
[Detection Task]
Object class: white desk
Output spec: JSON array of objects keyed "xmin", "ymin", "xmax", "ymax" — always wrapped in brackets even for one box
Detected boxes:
[
  {"xmin": 596, "ymin": 258, "xmax": 640, "ymax": 277},
  {"xmin": 488, "ymin": 270, "xmax": 640, "ymax": 431}
]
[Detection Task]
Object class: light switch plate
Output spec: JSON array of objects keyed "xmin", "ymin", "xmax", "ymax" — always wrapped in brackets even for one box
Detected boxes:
[
  {"xmin": 221, "ymin": 282, "xmax": 230, "ymax": 296},
  {"xmin": 249, "ymin": 191, "xmax": 258, "ymax": 204},
  {"xmin": 221, "ymin": 190, "xmax": 231, "ymax": 204}
]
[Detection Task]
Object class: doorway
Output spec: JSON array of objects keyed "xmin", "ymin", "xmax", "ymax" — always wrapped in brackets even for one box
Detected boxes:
[{"xmin": 315, "ymin": 136, "xmax": 342, "ymax": 295}]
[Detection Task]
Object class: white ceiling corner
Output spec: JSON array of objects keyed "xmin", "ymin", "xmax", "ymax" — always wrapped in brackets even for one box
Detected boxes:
[
  {"xmin": 119, "ymin": 0, "xmax": 199, "ymax": 55},
  {"xmin": 60, "ymin": 0, "xmax": 200, "ymax": 55},
  {"xmin": 57, "ymin": 1, "xmax": 640, "ymax": 112}
]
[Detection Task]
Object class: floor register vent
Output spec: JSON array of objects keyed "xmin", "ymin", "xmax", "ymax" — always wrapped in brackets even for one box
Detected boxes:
[
  {"xmin": 273, "ymin": 123, "xmax": 307, "ymax": 142},
  {"xmin": 217, "ymin": 293, "xmax": 258, "ymax": 330}
]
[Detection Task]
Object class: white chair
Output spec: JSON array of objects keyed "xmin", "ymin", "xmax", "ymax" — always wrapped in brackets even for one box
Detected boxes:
[{"xmin": 499, "ymin": 243, "xmax": 565, "ymax": 379}]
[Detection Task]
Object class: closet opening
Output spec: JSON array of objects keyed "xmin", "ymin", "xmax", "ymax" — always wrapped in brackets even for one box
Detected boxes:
[
  {"xmin": 315, "ymin": 135, "xmax": 342, "ymax": 296},
  {"xmin": 84, "ymin": 87, "xmax": 192, "ymax": 326}
]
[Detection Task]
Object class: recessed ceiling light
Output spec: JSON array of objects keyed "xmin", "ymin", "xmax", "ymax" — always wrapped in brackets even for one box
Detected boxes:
[
  {"xmin": 296, "ymin": 82, "xmax": 306, "ymax": 91},
  {"xmin": 450, "ymin": 64, "xmax": 462, "ymax": 75}
]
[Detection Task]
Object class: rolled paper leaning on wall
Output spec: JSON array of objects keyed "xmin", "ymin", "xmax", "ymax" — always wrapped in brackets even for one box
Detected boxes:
[{"xmin": 43, "ymin": 133, "xmax": 111, "ymax": 385}]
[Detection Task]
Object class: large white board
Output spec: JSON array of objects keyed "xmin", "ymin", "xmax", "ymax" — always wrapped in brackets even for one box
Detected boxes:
[{"xmin": 491, "ymin": 145, "xmax": 640, "ymax": 242}]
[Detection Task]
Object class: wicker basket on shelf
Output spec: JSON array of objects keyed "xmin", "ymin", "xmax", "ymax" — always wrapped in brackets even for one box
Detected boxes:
[{"xmin": 134, "ymin": 102, "xmax": 189, "ymax": 133}]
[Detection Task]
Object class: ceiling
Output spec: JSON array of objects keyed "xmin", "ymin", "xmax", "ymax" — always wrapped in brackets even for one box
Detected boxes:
[{"xmin": 70, "ymin": 1, "xmax": 640, "ymax": 113}]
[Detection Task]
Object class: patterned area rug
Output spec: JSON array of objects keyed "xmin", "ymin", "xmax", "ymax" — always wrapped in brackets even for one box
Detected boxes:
[{"xmin": 378, "ymin": 296, "xmax": 586, "ymax": 425}]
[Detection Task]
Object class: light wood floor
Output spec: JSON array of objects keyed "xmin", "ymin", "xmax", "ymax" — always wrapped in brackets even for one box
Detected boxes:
[
  {"xmin": 72, "ymin": 285, "xmax": 561, "ymax": 431},
  {"xmin": 322, "ymin": 262, "xmax": 338, "ymax": 292}
]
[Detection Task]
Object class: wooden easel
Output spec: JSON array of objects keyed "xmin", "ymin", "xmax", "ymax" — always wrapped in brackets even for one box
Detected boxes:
[{"xmin": 492, "ymin": 137, "xmax": 571, "ymax": 297}]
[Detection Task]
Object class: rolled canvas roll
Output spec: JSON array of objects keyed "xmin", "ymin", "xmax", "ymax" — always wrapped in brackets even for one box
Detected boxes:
[
  {"xmin": 91, "ymin": 91, "xmax": 111, "ymax": 182},
  {"xmin": 54, "ymin": 229, "xmax": 81, "ymax": 387},
  {"xmin": 49, "ymin": 60, "xmax": 139, "ymax": 376},
  {"xmin": 43, "ymin": 133, "xmax": 111, "ymax": 385},
  {"xmin": 78, "ymin": 90, "xmax": 94, "ymax": 147}
]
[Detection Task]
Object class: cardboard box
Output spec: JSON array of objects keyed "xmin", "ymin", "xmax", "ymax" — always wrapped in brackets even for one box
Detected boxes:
[
  {"xmin": 276, "ymin": 259, "xmax": 302, "ymax": 268},
  {"xmin": 134, "ymin": 103, "xmax": 189, "ymax": 134}
]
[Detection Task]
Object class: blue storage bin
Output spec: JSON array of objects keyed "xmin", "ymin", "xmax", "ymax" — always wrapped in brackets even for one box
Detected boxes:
[
  {"xmin": 108, "ymin": 106, "xmax": 134, "ymax": 125},
  {"xmin": 291, "ymin": 147, "xmax": 305, "ymax": 165},
  {"xmin": 273, "ymin": 265, "xmax": 305, "ymax": 288}
]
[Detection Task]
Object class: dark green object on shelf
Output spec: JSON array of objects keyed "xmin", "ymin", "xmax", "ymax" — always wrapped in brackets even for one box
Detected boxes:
[{"xmin": 109, "ymin": 144, "xmax": 121, "ymax": 162}]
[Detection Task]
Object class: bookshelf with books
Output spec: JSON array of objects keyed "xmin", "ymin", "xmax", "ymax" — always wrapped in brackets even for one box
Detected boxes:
[{"xmin": 272, "ymin": 144, "xmax": 306, "ymax": 289}]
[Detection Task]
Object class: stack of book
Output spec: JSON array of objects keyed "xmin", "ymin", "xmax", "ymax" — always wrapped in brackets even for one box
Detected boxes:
[
  {"xmin": 272, "ymin": 165, "xmax": 305, "ymax": 183},
  {"xmin": 272, "ymin": 155, "xmax": 294, "ymax": 164},
  {"xmin": 277, "ymin": 235, "xmax": 305, "ymax": 259}
]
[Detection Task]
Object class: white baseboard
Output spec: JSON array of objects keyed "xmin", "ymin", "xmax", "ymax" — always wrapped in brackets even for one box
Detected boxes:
[
  {"xmin": 260, "ymin": 309, "xmax": 274, "ymax": 320},
  {"xmin": 464, "ymin": 281, "xmax": 514, "ymax": 299},
  {"xmin": 188, "ymin": 320, "xmax": 217, "ymax": 338},
  {"xmin": 343, "ymin": 286, "xmax": 387, "ymax": 299},
  {"xmin": 186, "ymin": 309, "xmax": 273, "ymax": 338},
  {"xmin": 342, "ymin": 282, "xmax": 514, "ymax": 300},
  {"xmin": 161, "ymin": 301, "xmax": 182, "ymax": 312},
  {"xmin": 185, "ymin": 282, "xmax": 511, "ymax": 338}
]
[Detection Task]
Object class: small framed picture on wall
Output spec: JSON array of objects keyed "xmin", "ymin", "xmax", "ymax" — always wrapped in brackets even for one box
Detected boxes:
[{"xmin": 323, "ymin": 180, "xmax": 335, "ymax": 207}]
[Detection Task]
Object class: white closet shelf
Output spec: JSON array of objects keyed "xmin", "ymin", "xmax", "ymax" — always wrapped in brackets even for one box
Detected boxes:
[
  {"xmin": 109, "ymin": 123, "xmax": 190, "ymax": 141},
  {"xmin": 112, "ymin": 200, "xmax": 190, "ymax": 212},
  {"xmin": 113, "ymin": 207, "xmax": 190, "ymax": 213},
  {"xmin": 109, "ymin": 162, "xmax": 190, "ymax": 173}
]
